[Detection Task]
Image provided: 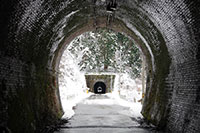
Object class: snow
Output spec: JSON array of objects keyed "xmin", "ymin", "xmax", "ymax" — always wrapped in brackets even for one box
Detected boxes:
[
  {"xmin": 59, "ymin": 60, "xmax": 143, "ymax": 119},
  {"xmin": 59, "ymin": 47, "xmax": 90, "ymax": 119},
  {"xmin": 60, "ymin": 91, "xmax": 142, "ymax": 120},
  {"xmin": 59, "ymin": 62, "xmax": 143, "ymax": 119},
  {"xmin": 109, "ymin": 92, "xmax": 142, "ymax": 118},
  {"xmin": 126, "ymin": 22, "xmax": 155, "ymax": 72},
  {"xmin": 82, "ymin": 93, "xmax": 143, "ymax": 118},
  {"xmin": 58, "ymin": 31, "xmax": 144, "ymax": 120},
  {"xmin": 61, "ymin": 92, "xmax": 92, "ymax": 119},
  {"xmin": 60, "ymin": 92, "xmax": 143, "ymax": 119}
]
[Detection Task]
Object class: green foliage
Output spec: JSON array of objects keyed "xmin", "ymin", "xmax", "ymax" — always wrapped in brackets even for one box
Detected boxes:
[{"xmin": 67, "ymin": 28, "xmax": 142, "ymax": 78}]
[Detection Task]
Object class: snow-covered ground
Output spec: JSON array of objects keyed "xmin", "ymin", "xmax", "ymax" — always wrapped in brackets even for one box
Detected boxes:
[
  {"xmin": 82, "ymin": 92, "xmax": 143, "ymax": 118},
  {"xmin": 54, "ymin": 94, "xmax": 151, "ymax": 133},
  {"xmin": 61, "ymin": 92, "xmax": 92, "ymax": 119},
  {"xmin": 59, "ymin": 60, "xmax": 143, "ymax": 119},
  {"xmin": 60, "ymin": 91, "xmax": 142, "ymax": 120},
  {"xmin": 58, "ymin": 38, "xmax": 143, "ymax": 120}
]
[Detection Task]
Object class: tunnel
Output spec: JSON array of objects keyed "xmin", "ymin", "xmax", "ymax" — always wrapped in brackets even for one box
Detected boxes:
[
  {"xmin": 0, "ymin": 0, "xmax": 200, "ymax": 132},
  {"xmin": 94, "ymin": 81, "xmax": 107, "ymax": 94}
]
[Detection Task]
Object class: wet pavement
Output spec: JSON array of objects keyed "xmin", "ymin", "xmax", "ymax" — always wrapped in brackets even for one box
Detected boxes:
[{"xmin": 54, "ymin": 95, "xmax": 157, "ymax": 133}]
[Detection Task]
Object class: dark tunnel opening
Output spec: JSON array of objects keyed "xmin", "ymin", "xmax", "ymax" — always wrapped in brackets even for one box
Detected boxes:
[{"xmin": 93, "ymin": 81, "xmax": 106, "ymax": 94}]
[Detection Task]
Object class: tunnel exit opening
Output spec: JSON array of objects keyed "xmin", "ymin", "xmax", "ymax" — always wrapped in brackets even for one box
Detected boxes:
[
  {"xmin": 94, "ymin": 81, "xmax": 106, "ymax": 94},
  {"xmin": 57, "ymin": 27, "xmax": 147, "ymax": 120},
  {"xmin": 50, "ymin": 15, "xmax": 171, "ymax": 131}
]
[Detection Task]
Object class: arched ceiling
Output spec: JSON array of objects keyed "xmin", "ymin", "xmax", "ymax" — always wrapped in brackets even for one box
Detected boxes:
[{"xmin": 1, "ymin": 0, "xmax": 200, "ymax": 132}]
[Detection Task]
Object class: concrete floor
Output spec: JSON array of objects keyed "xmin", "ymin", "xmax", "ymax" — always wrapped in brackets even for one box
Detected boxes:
[{"xmin": 55, "ymin": 95, "xmax": 155, "ymax": 133}]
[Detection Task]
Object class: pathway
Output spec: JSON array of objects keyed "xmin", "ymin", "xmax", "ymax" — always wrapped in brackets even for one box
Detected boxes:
[{"xmin": 55, "ymin": 94, "xmax": 154, "ymax": 133}]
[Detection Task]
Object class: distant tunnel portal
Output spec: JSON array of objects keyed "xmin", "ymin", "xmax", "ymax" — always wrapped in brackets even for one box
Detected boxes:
[{"xmin": 94, "ymin": 82, "xmax": 106, "ymax": 94}]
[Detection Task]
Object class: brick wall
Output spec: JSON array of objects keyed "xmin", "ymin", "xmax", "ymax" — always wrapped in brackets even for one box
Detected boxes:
[
  {"xmin": 0, "ymin": 0, "xmax": 200, "ymax": 132},
  {"xmin": 139, "ymin": 0, "xmax": 200, "ymax": 132}
]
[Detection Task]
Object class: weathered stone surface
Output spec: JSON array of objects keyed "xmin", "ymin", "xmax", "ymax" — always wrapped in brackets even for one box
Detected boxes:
[
  {"xmin": 85, "ymin": 74, "xmax": 115, "ymax": 93},
  {"xmin": 0, "ymin": 0, "xmax": 200, "ymax": 132}
]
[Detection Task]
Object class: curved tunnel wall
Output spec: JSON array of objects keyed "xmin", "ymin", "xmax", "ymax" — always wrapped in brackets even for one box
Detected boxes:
[{"xmin": 0, "ymin": 0, "xmax": 200, "ymax": 132}]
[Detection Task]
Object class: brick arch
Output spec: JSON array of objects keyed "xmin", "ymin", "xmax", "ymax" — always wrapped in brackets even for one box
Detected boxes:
[
  {"xmin": 52, "ymin": 16, "xmax": 170, "ymax": 129},
  {"xmin": 1, "ymin": 0, "xmax": 200, "ymax": 132}
]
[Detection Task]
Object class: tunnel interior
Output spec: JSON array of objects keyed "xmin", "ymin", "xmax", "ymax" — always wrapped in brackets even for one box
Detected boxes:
[
  {"xmin": 1, "ymin": 0, "xmax": 200, "ymax": 133},
  {"xmin": 94, "ymin": 81, "xmax": 107, "ymax": 94}
]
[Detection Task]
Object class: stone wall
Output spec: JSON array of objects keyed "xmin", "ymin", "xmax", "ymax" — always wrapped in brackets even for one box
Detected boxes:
[
  {"xmin": 139, "ymin": 1, "xmax": 200, "ymax": 132},
  {"xmin": 0, "ymin": 0, "xmax": 200, "ymax": 132},
  {"xmin": 85, "ymin": 74, "xmax": 115, "ymax": 93}
]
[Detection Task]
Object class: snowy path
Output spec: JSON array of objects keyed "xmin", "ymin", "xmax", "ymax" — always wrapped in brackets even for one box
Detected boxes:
[{"xmin": 55, "ymin": 94, "xmax": 152, "ymax": 133}]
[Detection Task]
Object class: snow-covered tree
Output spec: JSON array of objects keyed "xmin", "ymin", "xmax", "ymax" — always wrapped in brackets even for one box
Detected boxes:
[{"xmin": 67, "ymin": 28, "xmax": 142, "ymax": 78}]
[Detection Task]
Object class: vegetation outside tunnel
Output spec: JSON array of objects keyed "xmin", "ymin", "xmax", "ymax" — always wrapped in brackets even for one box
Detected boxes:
[
  {"xmin": 67, "ymin": 28, "xmax": 142, "ymax": 79},
  {"xmin": 54, "ymin": 15, "xmax": 170, "ymax": 131}
]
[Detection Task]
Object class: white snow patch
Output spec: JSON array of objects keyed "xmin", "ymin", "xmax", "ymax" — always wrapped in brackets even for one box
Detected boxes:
[
  {"xmin": 82, "ymin": 93, "xmax": 143, "ymax": 118},
  {"xmin": 108, "ymin": 92, "xmax": 142, "ymax": 118},
  {"xmin": 61, "ymin": 92, "xmax": 92, "ymax": 119},
  {"xmin": 59, "ymin": 47, "xmax": 90, "ymax": 119}
]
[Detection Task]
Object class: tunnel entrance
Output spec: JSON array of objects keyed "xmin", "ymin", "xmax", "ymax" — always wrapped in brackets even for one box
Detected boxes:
[
  {"xmin": 2, "ymin": 0, "xmax": 200, "ymax": 132},
  {"xmin": 94, "ymin": 81, "xmax": 106, "ymax": 94}
]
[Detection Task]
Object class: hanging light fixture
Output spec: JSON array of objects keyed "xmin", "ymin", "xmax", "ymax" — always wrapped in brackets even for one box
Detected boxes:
[{"xmin": 106, "ymin": 0, "xmax": 117, "ymax": 13}]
